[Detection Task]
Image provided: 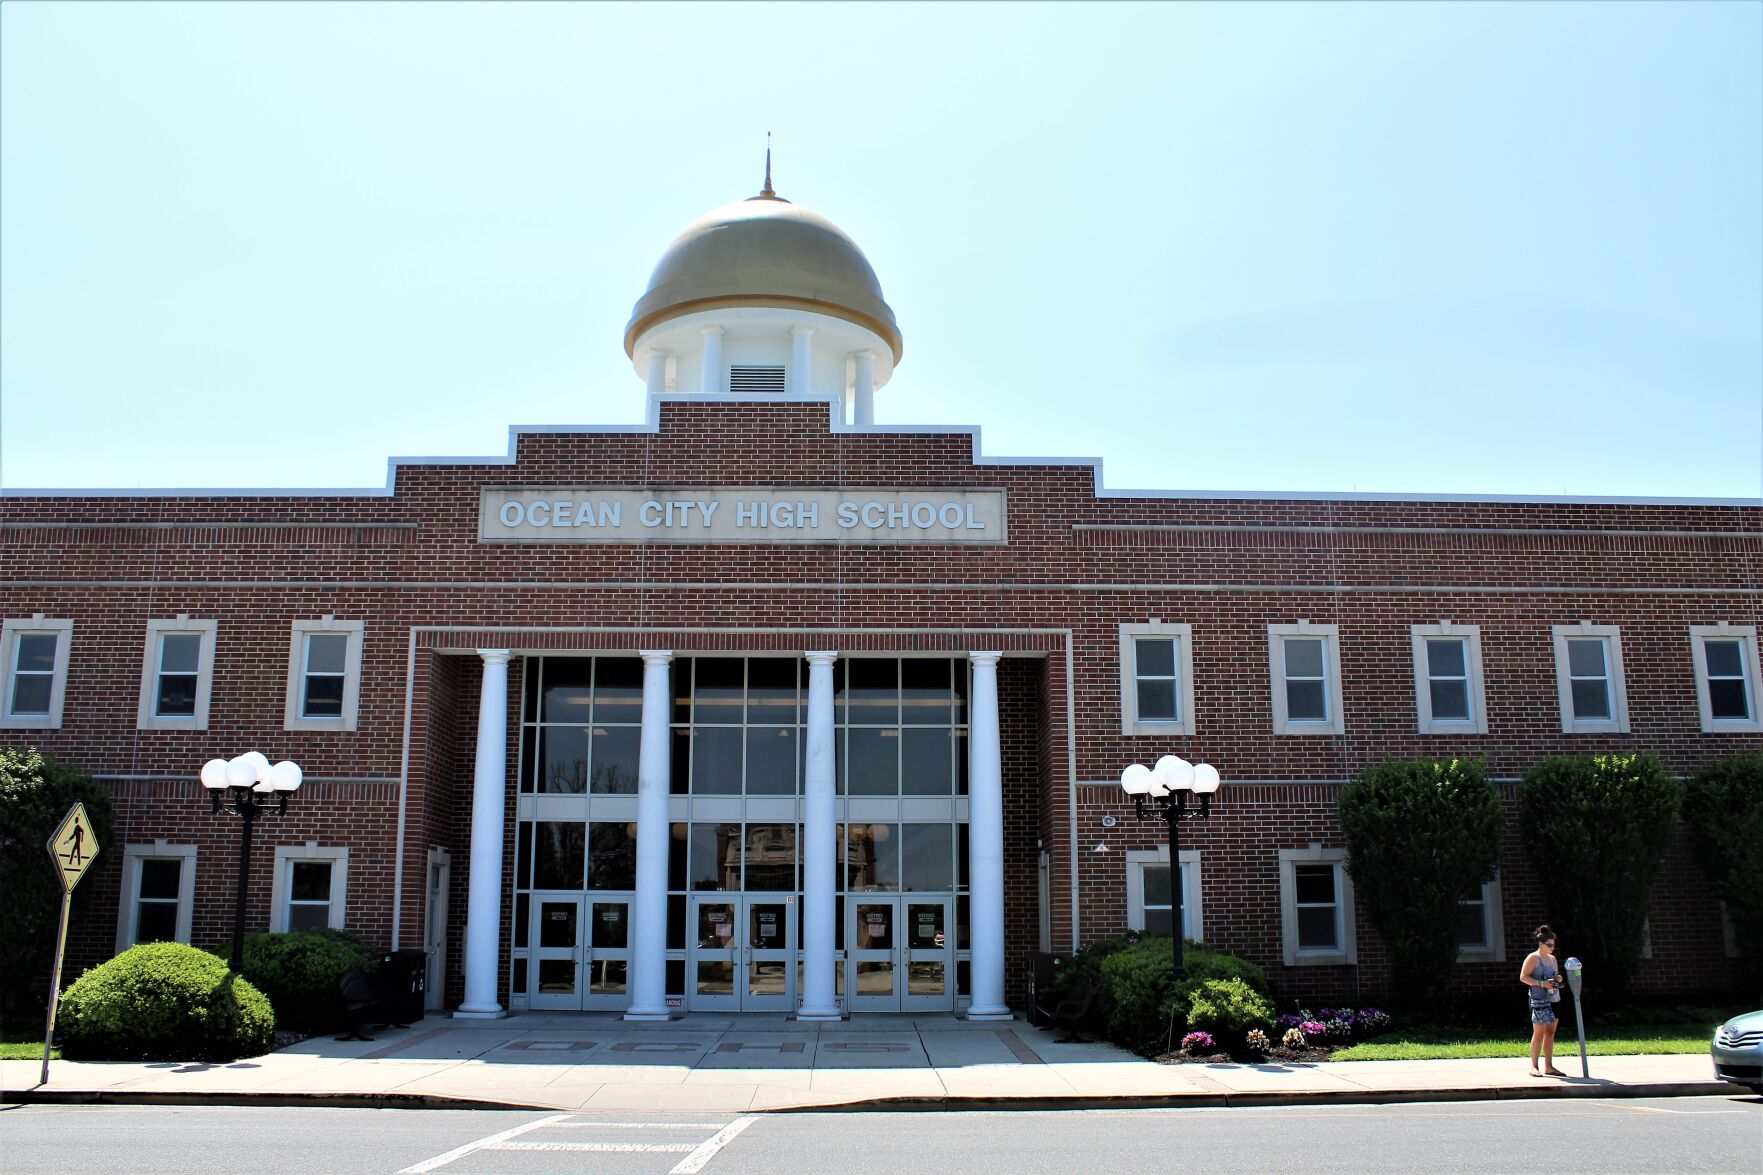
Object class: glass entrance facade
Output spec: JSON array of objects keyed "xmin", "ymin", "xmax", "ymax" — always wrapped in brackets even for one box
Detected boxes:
[{"xmin": 510, "ymin": 654, "xmax": 971, "ymax": 1012}]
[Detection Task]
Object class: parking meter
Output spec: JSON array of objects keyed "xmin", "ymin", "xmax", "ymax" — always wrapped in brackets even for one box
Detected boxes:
[{"xmin": 1564, "ymin": 957, "xmax": 1587, "ymax": 1078}]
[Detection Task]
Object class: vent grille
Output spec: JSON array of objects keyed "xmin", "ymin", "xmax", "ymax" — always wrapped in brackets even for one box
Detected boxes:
[{"xmin": 729, "ymin": 365, "xmax": 787, "ymax": 394}]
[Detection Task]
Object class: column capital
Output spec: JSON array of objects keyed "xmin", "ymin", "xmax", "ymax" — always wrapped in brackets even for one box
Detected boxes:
[
  {"xmin": 803, "ymin": 650, "xmax": 839, "ymax": 666},
  {"xmin": 700, "ymin": 324, "xmax": 725, "ymax": 337},
  {"xmin": 851, "ymin": 348, "xmax": 876, "ymax": 361},
  {"xmin": 790, "ymin": 324, "xmax": 815, "ymax": 339},
  {"xmin": 639, "ymin": 649, "xmax": 675, "ymax": 665},
  {"xmin": 476, "ymin": 649, "xmax": 513, "ymax": 665},
  {"xmin": 968, "ymin": 651, "xmax": 1004, "ymax": 667}
]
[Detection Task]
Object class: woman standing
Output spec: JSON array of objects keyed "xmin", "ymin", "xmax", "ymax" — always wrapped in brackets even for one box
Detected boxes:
[{"xmin": 1521, "ymin": 925, "xmax": 1566, "ymax": 1077}]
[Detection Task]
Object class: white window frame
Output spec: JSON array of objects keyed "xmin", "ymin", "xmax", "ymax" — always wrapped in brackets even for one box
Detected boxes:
[
  {"xmin": 1124, "ymin": 846, "xmax": 1202, "ymax": 941},
  {"xmin": 1, "ymin": 615, "xmax": 74, "ymax": 730},
  {"xmin": 1410, "ymin": 622, "xmax": 1489, "ymax": 735},
  {"xmin": 1267, "ymin": 622, "xmax": 1344, "ymax": 735},
  {"xmin": 270, "ymin": 842, "xmax": 350, "ymax": 932},
  {"xmin": 1456, "ymin": 876, "xmax": 1506, "ymax": 962},
  {"xmin": 1550, "ymin": 622, "xmax": 1630, "ymax": 734},
  {"xmin": 1688, "ymin": 624, "xmax": 1763, "ymax": 734},
  {"xmin": 136, "ymin": 615, "xmax": 218, "ymax": 731},
  {"xmin": 114, "ymin": 842, "xmax": 197, "ymax": 952},
  {"xmin": 283, "ymin": 617, "xmax": 366, "ymax": 731},
  {"xmin": 1118, "ymin": 622, "xmax": 1195, "ymax": 736},
  {"xmin": 1278, "ymin": 845, "xmax": 1356, "ymax": 966}
]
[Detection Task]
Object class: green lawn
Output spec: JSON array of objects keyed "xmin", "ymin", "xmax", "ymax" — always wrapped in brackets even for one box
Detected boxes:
[
  {"xmin": 0, "ymin": 1035, "xmax": 56, "ymax": 1061},
  {"xmin": 1332, "ymin": 1028, "xmax": 1711, "ymax": 1061}
]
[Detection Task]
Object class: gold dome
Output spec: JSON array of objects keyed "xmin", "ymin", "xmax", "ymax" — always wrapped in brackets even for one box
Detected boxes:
[{"xmin": 624, "ymin": 193, "xmax": 902, "ymax": 362}]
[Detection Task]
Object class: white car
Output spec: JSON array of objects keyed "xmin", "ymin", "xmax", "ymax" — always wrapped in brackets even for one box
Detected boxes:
[{"xmin": 1711, "ymin": 1009, "xmax": 1763, "ymax": 1095}]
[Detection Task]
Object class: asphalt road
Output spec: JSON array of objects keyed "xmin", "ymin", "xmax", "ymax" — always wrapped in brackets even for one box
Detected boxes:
[{"xmin": 2, "ymin": 1097, "xmax": 1759, "ymax": 1174}]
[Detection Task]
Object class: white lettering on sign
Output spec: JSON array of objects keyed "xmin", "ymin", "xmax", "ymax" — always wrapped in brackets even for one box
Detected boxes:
[{"xmin": 479, "ymin": 487, "xmax": 1007, "ymax": 544}]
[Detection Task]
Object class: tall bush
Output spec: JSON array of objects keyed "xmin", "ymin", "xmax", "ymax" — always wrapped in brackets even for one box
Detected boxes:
[
  {"xmin": 1337, "ymin": 757, "xmax": 1501, "ymax": 1003},
  {"xmin": 57, "ymin": 942, "xmax": 275, "ymax": 1061},
  {"xmin": 1683, "ymin": 753, "xmax": 1763, "ymax": 967},
  {"xmin": 1519, "ymin": 752, "xmax": 1681, "ymax": 994},
  {"xmin": 239, "ymin": 928, "xmax": 379, "ymax": 1030},
  {"xmin": 0, "ymin": 747, "xmax": 116, "ymax": 1016}
]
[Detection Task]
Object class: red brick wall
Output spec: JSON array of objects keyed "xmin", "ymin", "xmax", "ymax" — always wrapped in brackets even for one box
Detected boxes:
[{"xmin": 7, "ymin": 400, "xmax": 1759, "ymax": 1006}]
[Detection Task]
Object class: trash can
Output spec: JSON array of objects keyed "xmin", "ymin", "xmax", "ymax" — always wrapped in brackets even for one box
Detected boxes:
[{"xmin": 378, "ymin": 950, "xmax": 427, "ymax": 1025}]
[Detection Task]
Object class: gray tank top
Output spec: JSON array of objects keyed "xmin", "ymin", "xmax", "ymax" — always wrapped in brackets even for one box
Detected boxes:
[{"xmin": 1528, "ymin": 955, "xmax": 1557, "ymax": 1006}]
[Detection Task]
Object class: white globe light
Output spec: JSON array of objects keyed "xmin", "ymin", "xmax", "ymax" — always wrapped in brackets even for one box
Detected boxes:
[
  {"xmin": 200, "ymin": 759, "xmax": 229, "ymax": 789},
  {"xmin": 225, "ymin": 756, "xmax": 255, "ymax": 788},
  {"xmin": 1120, "ymin": 764, "xmax": 1154, "ymax": 795},
  {"xmin": 270, "ymin": 761, "xmax": 304, "ymax": 792},
  {"xmin": 252, "ymin": 779, "xmax": 276, "ymax": 793},
  {"xmin": 1147, "ymin": 774, "xmax": 1171, "ymax": 798},
  {"xmin": 1192, "ymin": 763, "xmax": 1221, "ymax": 794},
  {"xmin": 241, "ymin": 751, "xmax": 271, "ymax": 780},
  {"xmin": 1154, "ymin": 755, "xmax": 1195, "ymax": 792}
]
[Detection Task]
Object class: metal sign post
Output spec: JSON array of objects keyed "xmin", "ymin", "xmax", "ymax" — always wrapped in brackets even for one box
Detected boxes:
[
  {"xmin": 41, "ymin": 803, "xmax": 99, "ymax": 1086},
  {"xmin": 1563, "ymin": 957, "xmax": 1588, "ymax": 1079}
]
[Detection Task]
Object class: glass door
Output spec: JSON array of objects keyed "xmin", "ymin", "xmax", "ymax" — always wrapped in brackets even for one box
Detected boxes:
[
  {"xmin": 744, "ymin": 894, "xmax": 796, "ymax": 1012},
  {"xmin": 847, "ymin": 898, "xmax": 899, "ymax": 1011},
  {"xmin": 902, "ymin": 898, "xmax": 954, "ymax": 1012},
  {"xmin": 689, "ymin": 896, "xmax": 740, "ymax": 1011},
  {"xmin": 583, "ymin": 898, "xmax": 632, "ymax": 1010},
  {"xmin": 530, "ymin": 897, "xmax": 582, "ymax": 1010}
]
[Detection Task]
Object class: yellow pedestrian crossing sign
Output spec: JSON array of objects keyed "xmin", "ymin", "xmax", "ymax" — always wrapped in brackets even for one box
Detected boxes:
[{"xmin": 47, "ymin": 803, "xmax": 99, "ymax": 892}]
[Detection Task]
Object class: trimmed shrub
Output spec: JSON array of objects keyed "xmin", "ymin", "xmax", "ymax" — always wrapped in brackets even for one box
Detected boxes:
[
  {"xmin": 239, "ymin": 929, "xmax": 379, "ymax": 1031},
  {"xmin": 57, "ymin": 942, "xmax": 274, "ymax": 1061},
  {"xmin": 1338, "ymin": 757, "xmax": 1501, "ymax": 1004},
  {"xmin": 1683, "ymin": 753, "xmax": 1763, "ymax": 969},
  {"xmin": 1520, "ymin": 752, "xmax": 1682, "ymax": 994},
  {"xmin": 0, "ymin": 747, "xmax": 116, "ymax": 1017},
  {"xmin": 1183, "ymin": 977, "xmax": 1276, "ymax": 1041},
  {"xmin": 1087, "ymin": 937, "xmax": 1271, "ymax": 1053}
]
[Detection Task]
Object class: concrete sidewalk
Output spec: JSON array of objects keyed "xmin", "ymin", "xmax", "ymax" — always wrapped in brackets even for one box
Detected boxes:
[{"xmin": 3, "ymin": 1013, "xmax": 1747, "ymax": 1112}]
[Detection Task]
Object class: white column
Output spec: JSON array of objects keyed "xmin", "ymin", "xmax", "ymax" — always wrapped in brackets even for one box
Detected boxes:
[
  {"xmin": 965, "ymin": 651, "xmax": 1012, "ymax": 1019},
  {"xmin": 699, "ymin": 326, "xmax": 724, "ymax": 395},
  {"xmin": 625, "ymin": 651, "xmax": 675, "ymax": 1020},
  {"xmin": 456, "ymin": 649, "xmax": 512, "ymax": 1018},
  {"xmin": 797, "ymin": 650, "xmax": 841, "ymax": 1019},
  {"xmin": 790, "ymin": 326, "xmax": 814, "ymax": 397},
  {"xmin": 852, "ymin": 350, "xmax": 876, "ymax": 427},
  {"xmin": 646, "ymin": 350, "xmax": 669, "ymax": 396}
]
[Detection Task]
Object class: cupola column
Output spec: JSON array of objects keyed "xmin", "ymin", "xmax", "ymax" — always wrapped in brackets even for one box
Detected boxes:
[
  {"xmin": 646, "ymin": 350, "xmax": 670, "ymax": 397},
  {"xmin": 699, "ymin": 326, "xmax": 725, "ymax": 395},
  {"xmin": 790, "ymin": 326, "xmax": 815, "ymax": 397},
  {"xmin": 852, "ymin": 350, "xmax": 876, "ymax": 426}
]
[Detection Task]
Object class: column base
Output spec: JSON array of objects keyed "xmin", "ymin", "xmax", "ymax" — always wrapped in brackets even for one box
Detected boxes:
[
  {"xmin": 622, "ymin": 1009, "xmax": 678, "ymax": 1022},
  {"xmin": 793, "ymin": 1005, "xmax": 845, "ymax": 1022},
  {"xmin": 962, "ymin": 1005, "xmax": 1014, "ymax": 1022},
  {"xmin": 453, "ymin": 1006, "xmax": 508, "ymax": 1020}
]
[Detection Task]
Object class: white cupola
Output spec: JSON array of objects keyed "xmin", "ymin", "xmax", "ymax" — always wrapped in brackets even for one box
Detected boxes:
[{"xmin": 624, "ymin": 157, "xmax": 901, "ymax": 425}]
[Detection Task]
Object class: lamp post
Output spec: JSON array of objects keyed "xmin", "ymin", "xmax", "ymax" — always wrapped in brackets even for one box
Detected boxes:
[
  {"xmin": 200, "ymin": 753, "xmax": 303, "ymax": 967},
  {"xmin": 1119, "ymin": 755, "xmax": 1222, "ymax": 982}
]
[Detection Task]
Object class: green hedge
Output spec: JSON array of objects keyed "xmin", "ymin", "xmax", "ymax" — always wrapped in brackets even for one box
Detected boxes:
[
  {"xmin": 1683, "ymin": 753, "xmax": 1763, "ymax": 968},
  {"xmin": 57, "ymin": 942, "xmax": 274, "ymax": 1062},
  {"xmin": 1071, "ymin": 937, "xmax": 1271, "ymax": 1054},
  {"xmin": 239, "ymin": 929, "xmax": 379, "ymax": 1031}
]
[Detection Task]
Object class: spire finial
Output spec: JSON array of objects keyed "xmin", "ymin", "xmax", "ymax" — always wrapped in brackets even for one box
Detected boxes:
[{"xmin": 760, "ymin": 131, "xmax": 775, "ymax": 198}]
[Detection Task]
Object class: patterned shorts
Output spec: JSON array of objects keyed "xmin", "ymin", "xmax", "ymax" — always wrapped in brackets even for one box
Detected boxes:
[{"xmin": 1530, "ymin": 1004, "xmax": 1557, "ymax": 1026}]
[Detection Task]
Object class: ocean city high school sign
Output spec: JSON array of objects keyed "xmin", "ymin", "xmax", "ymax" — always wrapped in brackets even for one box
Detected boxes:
[{"xmin": 480, "ymin": 487, "xmax": 1008, "ymax": 544}]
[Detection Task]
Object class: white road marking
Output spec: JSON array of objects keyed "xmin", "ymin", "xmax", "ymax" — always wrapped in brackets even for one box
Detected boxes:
[
  {"xmin": 547, "ymin": 1120, "xmax": 734, "ymax": 1129},
  {"xmin": 487, "ymin": 1141, "xmax": 699, "ymax": 1152},
  {"xmin": 670, "ymin": 1115, "xmax": 760, "ymax": 1175},
  {"xmin": 396, "ymin": 1113, "xmax": 574, "ymax": 1173},
  {"xmin": 1585, "ymin": 1101, "xmax": 1749, "ymax": 1115}
]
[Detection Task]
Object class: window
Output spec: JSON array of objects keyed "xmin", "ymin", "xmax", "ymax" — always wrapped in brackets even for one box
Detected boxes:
[
  {"xmin": 1267, "ymin": 623, "xmax": 1344, "ymax": 735},
  {"xmin": 1125, "ymin": 849, "xmax": 1201, "ymax": 940},
  {"xmin": 283, "ymin": 618, "xmax": 366, "ymax": 731},
  {"xmin": 1550, "ymin": 623, "xmax": 1630, "ymax": 734},
  {"xmin": 136, "ymin": 616, "xmax": 217, "ymax": 730},
  {"xmin": 1118, "ymin": 623, "xmax": 1195, "ymax": 735},
  {"xmin": 1278, "ymin": 846, "xmax": 1356, "ymax": 965},
  {"xmin": 1, "ymin": 616, "xmax": 73, "ymax": 729},
  {"xmin": 1457, "ymin": 876, "xmax": 1506, "ymax": 962},
  {"xmin": 115, "ymin": 843, "xmax": 197, "ymax": 951},
  {"xmin": 1689, "ymin": 625, "xmax": 1763, "ymax": 734},
  {"xmin": 1410, "ymin": 623, "xmax": 1489, "ymax": 734},
  {"xmin": 271, "ymin": 844, "xmax": 349, "ymax": 931}
]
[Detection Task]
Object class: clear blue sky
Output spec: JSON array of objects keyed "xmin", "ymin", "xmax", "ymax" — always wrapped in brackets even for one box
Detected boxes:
[{"xmin": 3, "ymin": 1, "xmax": 1759, "ymax": 498}]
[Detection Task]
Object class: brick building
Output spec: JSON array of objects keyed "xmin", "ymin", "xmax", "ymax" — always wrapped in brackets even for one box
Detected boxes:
[{"xmin": 4, "ymin": 178, "xmax": 1760, "ymax": 1018}]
